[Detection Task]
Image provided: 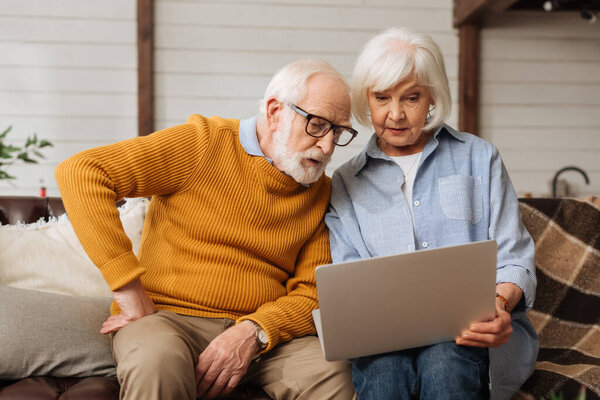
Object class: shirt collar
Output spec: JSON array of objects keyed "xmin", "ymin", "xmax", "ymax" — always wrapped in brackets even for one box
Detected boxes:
[
  {"xmin": 239, "ymin": 116, "xmax": 272, "ymax": 161},
  {"xmin": 239, "ymin": 116, "xmax": 309, "ymax": 187},
  {"xmin": 351, "ymin": 124, "xmax": 463, "ymax": 176}
]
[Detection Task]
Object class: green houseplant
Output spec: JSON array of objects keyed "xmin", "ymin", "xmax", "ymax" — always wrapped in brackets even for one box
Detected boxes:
[{"xmin": 0, "ymin": 126, "xmax": 53, "ymax": 181}]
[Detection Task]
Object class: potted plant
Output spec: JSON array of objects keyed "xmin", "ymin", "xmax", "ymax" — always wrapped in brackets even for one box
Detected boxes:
[{"xmin": 0, "ymin": 126, "xmax": 53, "ymax": 181}]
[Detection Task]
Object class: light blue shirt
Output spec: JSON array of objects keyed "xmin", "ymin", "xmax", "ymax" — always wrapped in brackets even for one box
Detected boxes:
[
  {"xmin": 325, "ymin": 124, "xmax": 536, "ymax": 309},
  {"xmin": 325, "ymin": 125, "xmax": 539, "ymax": 397},
  {"xmin": 239, "ymin": 116, "xmax": 272, "ymax": 163}
]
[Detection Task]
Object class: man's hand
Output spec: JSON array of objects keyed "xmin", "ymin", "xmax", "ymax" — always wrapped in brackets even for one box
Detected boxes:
[
  {"xmin": 455, "ymin": 298, "xmax": 512, "ymax": 348},
  {"xmin": 100, "ymin": 278, "xmax": 157, "ymax": 334},
  {"xmin": 195, "ymin": 321, "xmax": 260, "ymax": 399}
]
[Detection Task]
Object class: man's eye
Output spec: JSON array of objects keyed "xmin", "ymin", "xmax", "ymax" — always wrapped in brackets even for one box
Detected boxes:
[{"xmin": 309, "ymin": 120, "xmax": 327, "ymax": 131}]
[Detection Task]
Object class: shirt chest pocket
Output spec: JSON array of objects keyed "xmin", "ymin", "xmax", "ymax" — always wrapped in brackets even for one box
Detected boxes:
[{"xmin": 438, "ymin": 175, "xmax": 483, "ymax": 224}]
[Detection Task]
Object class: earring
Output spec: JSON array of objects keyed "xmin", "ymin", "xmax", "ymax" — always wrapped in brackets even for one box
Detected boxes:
[{"xmin": 427, "ymin": 105, "xmax": 435, "ymax": 121}]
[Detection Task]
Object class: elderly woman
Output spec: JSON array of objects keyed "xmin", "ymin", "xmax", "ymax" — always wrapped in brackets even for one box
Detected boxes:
[{"xmin": 325, "ymin": 27, "xmax": 538, "ymax": 400}]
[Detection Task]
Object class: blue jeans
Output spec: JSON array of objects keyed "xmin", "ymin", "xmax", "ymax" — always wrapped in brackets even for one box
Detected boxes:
[
  {"xmin": 350, "ymin": 341, "xmax": 490, "ymax": 400},
  {"xmin": 489, "ymin": 312, "xmax": 538, "ymax": 400}
]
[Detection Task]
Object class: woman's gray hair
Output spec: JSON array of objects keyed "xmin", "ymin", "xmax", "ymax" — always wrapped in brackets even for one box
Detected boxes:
[
  {"xmin": 351, "ymin": 27, "xmax": 452, "ymax": 131},
  {"xmin": 259, "ymin": 58, "xmax": 349, "ymax": 115}
]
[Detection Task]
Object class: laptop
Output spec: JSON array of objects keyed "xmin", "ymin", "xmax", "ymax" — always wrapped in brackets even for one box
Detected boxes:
[{"xmin": 312, "ymin": 240, "xmax": 497, "ymax": 361}]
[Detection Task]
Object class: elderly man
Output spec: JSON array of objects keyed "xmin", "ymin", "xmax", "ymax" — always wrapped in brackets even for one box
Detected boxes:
[{"xmin": 55, "ymin": 59, "xmax": 358, "ymax": 400}]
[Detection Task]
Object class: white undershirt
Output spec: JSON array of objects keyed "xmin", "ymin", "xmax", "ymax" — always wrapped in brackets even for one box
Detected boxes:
[{"xmin": 390, "ymin": 152, "xmax": 422, "ymax": 228}]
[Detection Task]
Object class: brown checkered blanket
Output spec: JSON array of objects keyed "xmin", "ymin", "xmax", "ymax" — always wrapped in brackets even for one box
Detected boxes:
[{"xmin": 513, "ymin": 197, "xmax": 600, "ymax": 400}]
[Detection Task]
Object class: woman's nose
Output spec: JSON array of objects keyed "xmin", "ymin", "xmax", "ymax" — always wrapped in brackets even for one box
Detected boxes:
[{"xmin": 388, "ymin": 102, "xmax": 405, "ymax": 121}]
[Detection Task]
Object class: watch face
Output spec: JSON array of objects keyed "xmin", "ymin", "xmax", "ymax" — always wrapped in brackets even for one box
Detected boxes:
[{"xmin": 258, "ymin": 329, "xmax": 268, "ymax": 345}]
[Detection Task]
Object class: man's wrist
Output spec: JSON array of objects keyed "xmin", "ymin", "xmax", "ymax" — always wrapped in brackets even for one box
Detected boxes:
[{"xmin": 244, "ymin": 320, "xmax": 268, "ymax": 351}]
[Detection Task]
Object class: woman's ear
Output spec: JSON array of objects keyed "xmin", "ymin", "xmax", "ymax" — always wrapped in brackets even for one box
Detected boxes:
[{"xmin": 265, "ymin": 97, "xmax": 283, "ymax": 132}]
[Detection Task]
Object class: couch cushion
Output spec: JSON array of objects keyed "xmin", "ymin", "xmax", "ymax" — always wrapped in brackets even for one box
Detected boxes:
[
  {"xmin": 514, "ymin": 197, "xmax": 600, "ymax": 400},
  {"xmin": 0, "ymin": 377, "xmax": 119, "ymax": 400},
  {"xmin": 0, "ymin": 286, "xmax": 115, "ymax": 379},
  {"xmin": 0, "ymin": 198, "xmax": 147, "ymax": 298}
]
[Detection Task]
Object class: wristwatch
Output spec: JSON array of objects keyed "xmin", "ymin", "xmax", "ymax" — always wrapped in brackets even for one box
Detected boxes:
[{"xmin": 248, "ymin": 320, "xmax": 268, "ymax": 350}]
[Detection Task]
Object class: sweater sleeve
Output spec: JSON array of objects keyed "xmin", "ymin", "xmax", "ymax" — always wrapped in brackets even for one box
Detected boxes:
[
  {"xmin": 237, "ymin": 219, "xmax": 331, "ymax": 352},
  {"xmin": 55, "ymin": 122, "xmax": 209, "ymax": 290}
]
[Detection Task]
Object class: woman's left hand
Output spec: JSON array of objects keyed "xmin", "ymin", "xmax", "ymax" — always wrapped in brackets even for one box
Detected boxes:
[{"xmin": 454, "ymin": 299, "xmax": 513, "ymax": 348}]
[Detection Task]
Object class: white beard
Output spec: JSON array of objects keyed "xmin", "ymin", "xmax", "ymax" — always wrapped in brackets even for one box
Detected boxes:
[{"xmin": 272, "ymin": 113, "xmax": 331, "ymax": 185}]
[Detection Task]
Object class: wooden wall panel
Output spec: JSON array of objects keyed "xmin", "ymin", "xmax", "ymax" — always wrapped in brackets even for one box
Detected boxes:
[
  {"xmin": 154, "ymin": 0, "xmax": 459, "ymax": 176},
  {"xmin": 0, "ymin": 0, "xmax": 137, "ymax": 196},
  {"xmin": 479, "ymin": 11, "xmax": 600, "ymax": 197}
]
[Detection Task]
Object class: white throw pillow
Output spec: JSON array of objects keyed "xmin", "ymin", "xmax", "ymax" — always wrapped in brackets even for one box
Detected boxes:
[{"xmin": 0, "ymin": 198, "xmax": 148, "ymax": 298}]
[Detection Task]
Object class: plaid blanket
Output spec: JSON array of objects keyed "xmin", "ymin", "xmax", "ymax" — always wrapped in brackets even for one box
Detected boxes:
[{"xmin": 513, "ymin": 197, "xmax": 600, "ymax": 400}]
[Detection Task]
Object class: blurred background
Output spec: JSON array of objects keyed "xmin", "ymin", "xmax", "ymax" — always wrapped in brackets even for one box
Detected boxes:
[{"xmin": 0, "ymin": 0, "xmax": 598, "ymax": 197}]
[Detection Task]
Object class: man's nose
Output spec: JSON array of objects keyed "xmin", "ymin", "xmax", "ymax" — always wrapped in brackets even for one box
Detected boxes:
[{"xmin": 317, "ymin": 133, "xmax": 335, "ymax": 156}]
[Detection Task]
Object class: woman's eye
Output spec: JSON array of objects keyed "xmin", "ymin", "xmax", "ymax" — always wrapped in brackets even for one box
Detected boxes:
[
  {"xmin": 375, "ymin": 95, "xmax": 387, "ymax": 101},
  {"xmin": 406, "ymin": 95, "xmax": 419, "ymax": 102}
]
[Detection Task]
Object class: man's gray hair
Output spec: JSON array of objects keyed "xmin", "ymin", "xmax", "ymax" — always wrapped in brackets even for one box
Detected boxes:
[
  {"xmin": 351, "ymin": 27, "xmax": 452, "ymax": 131},
  {"xmin": 259, "ymin": 59, "xmax": 349, "ymax": 115}
]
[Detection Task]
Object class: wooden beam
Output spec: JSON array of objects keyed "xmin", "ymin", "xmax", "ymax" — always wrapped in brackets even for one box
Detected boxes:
[
  {"xmin": 458, "ymin": 24, "xmax": 480, "ymax": 135},
  {"xmin": 454, "ymin": 0, "xmax": 520, "ymax": 27},
  {"xmin": 454, "ymin": 0, "xmax": 488, "ymax": 27},
  {"xmin": 137, "ymin": 0, "xmax": 154, "ymax": 136},
  {"xmin": 487, "ymin": 0, "xmax": 521, "ymax": 13}
]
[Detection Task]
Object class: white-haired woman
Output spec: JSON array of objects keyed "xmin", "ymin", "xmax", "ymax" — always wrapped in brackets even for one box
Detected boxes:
[{"xmin": 325, "ymin": 27, "xmax": 538, "ymax": 400}]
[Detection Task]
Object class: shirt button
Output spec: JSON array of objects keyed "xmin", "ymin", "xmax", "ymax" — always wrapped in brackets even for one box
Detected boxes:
[
  {"xmin": 413, "ymin": 200, "xmax": 420, "ymax": 207},
  {"xmin": 422, "ymin": 241, "xmax": 429, "ymax": 248}
]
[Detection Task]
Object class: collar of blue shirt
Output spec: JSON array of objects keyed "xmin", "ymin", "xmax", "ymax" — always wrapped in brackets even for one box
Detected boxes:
[
  {"xmin": 350, "ymin": 124, "xmax": 466, "ymax": 176},
  {"xmin": 238, "ymin": 116, "xmax": 309, "ymax": 187}
]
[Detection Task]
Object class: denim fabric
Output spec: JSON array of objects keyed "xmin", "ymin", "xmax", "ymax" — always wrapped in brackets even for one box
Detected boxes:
[
  {"xmin": 489, "ymin": 312, "xmax": 539, "ymax": 399},
  {"xmin": 351, "ymin": 342, "xmax": 490, "ymax": 400},
  {"xmin": 325, "ymin": 125, "xmax": 538, "ymax": 399}
]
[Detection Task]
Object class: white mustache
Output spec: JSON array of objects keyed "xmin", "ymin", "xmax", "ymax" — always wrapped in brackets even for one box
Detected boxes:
[{"xmin": 301, "ymin": 148, "xmax": 330, "ymax": 164}]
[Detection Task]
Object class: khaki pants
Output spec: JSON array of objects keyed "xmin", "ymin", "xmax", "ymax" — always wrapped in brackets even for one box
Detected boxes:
[{"xmin": 112, "ymin": 310, "xmax": 356, "ymax": 400}]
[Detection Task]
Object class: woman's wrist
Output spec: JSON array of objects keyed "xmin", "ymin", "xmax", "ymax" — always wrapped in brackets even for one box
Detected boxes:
[
  {"xmin": 495, "ymin": 293, "xmax": 510, "ymax": 312},
  {"xmin": 495, "ymin": 282, "xmax": 523, "ymax": 312}
]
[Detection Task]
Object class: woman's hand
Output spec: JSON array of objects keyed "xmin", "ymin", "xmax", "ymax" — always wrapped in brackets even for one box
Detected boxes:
[
  {"xmin": 454, "ymin": 282, "xmax": 523, "ymax": 348},
  {"xmin": 454, "ymin": 299, "xmax": 512, "ymax": 348}
]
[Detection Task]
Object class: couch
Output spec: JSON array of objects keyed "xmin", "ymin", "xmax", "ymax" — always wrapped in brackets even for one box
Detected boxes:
[
  {"xmin": 0, "ymin": 196, "xmax": 598, "ymax": 400},
  {"xmin": 513, "ymin": 197, "xmax": 599, "ymax": 400},
  {"xmin": 0, "ymin": 196, "xmax": 270, "ymax": 400}
]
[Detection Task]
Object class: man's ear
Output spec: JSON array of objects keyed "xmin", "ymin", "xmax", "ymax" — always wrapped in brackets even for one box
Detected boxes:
[{"xmin": 265, "ymin": 97, "xmax": 283, "ymax": 132}]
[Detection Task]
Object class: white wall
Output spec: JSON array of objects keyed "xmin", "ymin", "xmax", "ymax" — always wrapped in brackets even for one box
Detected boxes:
[
  {"xmin": 0, "ymin": 0, "xmax": 137, "ymax": 196},
  {"xmin": 480, "ymin": 11, "xmax": 600, "ymax": 198},
  {"xmin": 1, "ymin": 0, "xmax": 458, "ymax": 197},
  {"xmin": 153, "ymin": 0, "xmax": 458, "ymax": 176},
  {"xmin": 5, "ymin": 1, "xmax": 596, "ymax": 199}
]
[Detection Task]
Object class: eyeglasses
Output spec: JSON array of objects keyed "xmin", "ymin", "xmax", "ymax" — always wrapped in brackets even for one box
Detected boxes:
[{"xmin": 288, "ymin": 104, "xmax": 358, "ymax": 147}]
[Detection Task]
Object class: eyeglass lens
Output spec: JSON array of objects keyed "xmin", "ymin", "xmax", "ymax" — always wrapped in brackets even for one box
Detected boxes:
[{"xmin": 306, "ymin": 116, "xmax": 354, "ymax": 145}]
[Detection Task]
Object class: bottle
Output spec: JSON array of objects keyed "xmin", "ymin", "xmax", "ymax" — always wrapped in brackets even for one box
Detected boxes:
[{"xmin": 39, "ymin": 179, "xmax": 46, "ymax": 197}]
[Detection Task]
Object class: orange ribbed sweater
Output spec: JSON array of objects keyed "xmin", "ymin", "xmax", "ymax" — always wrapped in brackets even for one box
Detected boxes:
[{"xmin": 55, "ymin": 115, "xmax": 332, "ymax": 350}]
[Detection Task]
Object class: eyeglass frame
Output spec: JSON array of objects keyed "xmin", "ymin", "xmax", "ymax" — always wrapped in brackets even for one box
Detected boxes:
[{"xmin": 287, "ymin": 103, "xmax": 358, "ymax": 147}]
